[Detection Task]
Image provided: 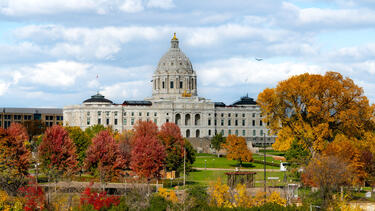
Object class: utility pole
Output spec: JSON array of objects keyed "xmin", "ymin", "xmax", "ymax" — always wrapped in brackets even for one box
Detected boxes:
[{"xmin": 264, "ymin": 133, "xmax": 266, "ymax": 198}]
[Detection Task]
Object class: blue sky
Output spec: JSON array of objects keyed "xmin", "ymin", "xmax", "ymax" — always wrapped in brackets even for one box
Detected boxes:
[{"xmin": 0, "ymin": 0, "xmax": 374, "ymax": 107}]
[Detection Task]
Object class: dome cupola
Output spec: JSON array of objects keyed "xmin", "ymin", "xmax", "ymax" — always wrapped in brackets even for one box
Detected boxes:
[
  {"xmin": 151, "ymin": 33, "xmax": 197, "ymax": 100},
  {"xmin": 83, "ymin": 93, "xmax": 113, "ymax": 104}
]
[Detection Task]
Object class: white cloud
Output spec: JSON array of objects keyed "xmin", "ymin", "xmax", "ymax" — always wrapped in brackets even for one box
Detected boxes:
[
  {"xmin": 0, "ymin": 0, "xmax": 96, "ymax": 15},
  {"xmin": 327, "ymin": 43, "xmax": 375, "ymax": 62},
  {"xmin": 101, "ymin": 81, "xmax": 150, "ymax": 100},
  {"xmin": 147, "ymin": 0, "xmax": 174, "ymax": 9},
  {"xmin": 278, "ymin": 2, "xmax": 375, "ymax": 29},
  {"xmin": 120, "ymin": 0, "xmax": 144, "ymax": 13},
  {"xmin": 197, "ymin": 57, "xmax": 324, "ymax": 87},
  {"xmin": 0, "ymin": 81, "xmax": 10, "ymax": 96},
  {"xmin": 18, "ymin": 61, "xmax": 90, "ymax": 87}
]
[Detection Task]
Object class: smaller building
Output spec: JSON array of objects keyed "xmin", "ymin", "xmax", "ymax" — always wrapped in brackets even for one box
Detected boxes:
[{"xmin": 0, "ymin": 107, "xmax": 63, "ymax": 129}]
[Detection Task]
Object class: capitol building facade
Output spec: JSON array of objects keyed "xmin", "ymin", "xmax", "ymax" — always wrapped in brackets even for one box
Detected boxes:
[{"xmin": 63, "ymin": 34, "xmax": 275, "ymax": 145}]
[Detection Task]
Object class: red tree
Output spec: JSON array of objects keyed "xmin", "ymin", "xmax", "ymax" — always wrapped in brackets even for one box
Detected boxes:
[
  {"xmin": 158, "ymin": 122, "xmax": 185, "ymax": 173},
  {"xmin": 84, "ymin": 130, "xmax": 126, "ymax": 182},
  {"xmin": 0, "ymin": 123, "xmax": 31, "ymax": 194},
  {"xmin": 38, "ymin": 125, "xmax": 78, "ymax": 179},
  {"xmin": 130, "ymin": 136, "xmax": 166, "ymax": 180},
  {"xmin": 130, "ymin": 121, "xmax": 166, "ymax": 180},
  {"xmin": 132, "ymin": 120, "xmax": 158, "ymax": 140}
]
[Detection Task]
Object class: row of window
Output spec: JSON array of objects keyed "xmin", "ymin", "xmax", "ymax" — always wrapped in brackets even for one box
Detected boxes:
[
  {"xmin": 209, "ymin": 119, "xmax": 264, "ymax": 127},
  {"xmin": 89, "ymin": 111, "xmax": 159, "ymax": 117},
  {"xmin": 0, "ymin": 114, "xmax": 62, "ymax": 121}
]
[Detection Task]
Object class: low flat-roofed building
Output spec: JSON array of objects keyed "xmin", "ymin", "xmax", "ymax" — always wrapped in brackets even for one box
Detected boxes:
[{"xmin": 0, "ymin": 107, "xmax": 63, "ymax": 129}]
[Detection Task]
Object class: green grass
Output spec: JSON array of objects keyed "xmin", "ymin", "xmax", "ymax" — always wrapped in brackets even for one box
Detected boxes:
[
  {"xmin": 252, "ymin": 154, "xmax": 283, "ymax": 164},
  {"xmin": 187, "ymin": 170, "xmax": 288, "ymax": 187},
  {"xmin": 192, "ymin": 154, "xmax": 279, "ymax": 169},
  {"xmin": 258, "ymin": 149, "xmax": 286, "ymax": 156}
]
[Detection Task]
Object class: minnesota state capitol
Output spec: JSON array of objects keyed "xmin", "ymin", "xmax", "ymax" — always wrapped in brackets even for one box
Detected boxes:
[{"xmin": 63, "ymin": 34, "xmax": 275, "ymax": 146}]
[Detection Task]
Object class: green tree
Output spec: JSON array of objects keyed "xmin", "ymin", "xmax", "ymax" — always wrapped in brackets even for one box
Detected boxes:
[
  {"xmin": 179, "ymin": 139, "xmax": 196, "ymax": 174},
  {"xmin": 85, "ymin": 124, "xmax": 108, "ymax": 140},
  {"xmin": 65, "ymin": 126, "xmax": 91, "ymax": 169},
  {"xmin": 210, "ymin": 133, "xmax": 226, "ymax": 157},
  {"xmin": 285, "ymin": 139, "xmax": 310, "ymax": 178}
]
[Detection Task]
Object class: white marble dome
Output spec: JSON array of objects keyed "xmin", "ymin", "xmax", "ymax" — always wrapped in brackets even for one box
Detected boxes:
[{"xmin": 152, "ymin": 33, "xmax": 197, "ymax": 99}]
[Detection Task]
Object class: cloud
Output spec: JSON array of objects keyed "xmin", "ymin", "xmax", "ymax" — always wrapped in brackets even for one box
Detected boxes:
[
  {"xmin": 0, "ymin": 0, "xmax": 97, "ymax": 15},
  {"xmin": 0, "ymin": 81, "xmax": 10, "ymax": 96},
  {"xmin": 120, "ymin": 0, "xmax": 144, "ymax": 13},
  {"xmin": 147, "ymin": 0, "xmax": 174, "ymax": 9},
  {"xmin": 101, "ymin": 81, "xmax": 151, "ymax": 102},
  {"xmin": 327, "ymin": 43, "xmax": 375, "ymax": 63},
  {"xmin": 17, "ymin": 61, "xmax": 90, "ymax": 87},
  {"xmin": 276, "ymin": 2, "xmax": 375, "ymax": 29}
]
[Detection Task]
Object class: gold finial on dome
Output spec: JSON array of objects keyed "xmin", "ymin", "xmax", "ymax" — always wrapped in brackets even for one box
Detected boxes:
[{"xmin": 172, "ymin": 32, "xmax": 178, "ymax": 40}]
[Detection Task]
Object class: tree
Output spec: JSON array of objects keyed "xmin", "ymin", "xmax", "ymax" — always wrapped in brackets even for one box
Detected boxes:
[
  {"xmin": 65, "ymin": 126, "xmax": 91, "ymax": 169},
  {"xmin": 285, "ymin": 139, "xmax": 310, "ymax": 179},
  {"xmin": 257, "ymin": 72, "xmax": 375, "ymax": 155},
  {"xmin": 211, "ymin": 133, "xmax": 226, "ymax": 157},
  {"xmin": 130, "ymin": 121, "xmax": 165, "ymax": 181},
  {"xmin": 38, "ymin": 125, "xmax": 78, "ymax": 182},
  {"xmin": 114, "ymin": 130, "xmax": 133, "ymax": 169},
  {"xmin": 84, "ymin": 124, "xmax": 108, "ymax": 140},
  {"xmin": 84, "ymin": 130, "xmax": 126, "ymax": 183},
  {"xmin": 22, "ymin": 120, "xmax": 46, "ymax": 152},
  {"xmin": 183, "ymin": 139, "xmax": 197, "ymax": 174},
  {"xmin": 132, "ymin": 120, "xmax": 158, "ymax": 140},
  {"xmin": 0, "ymin": 123, "xmax": 31, "ymax": 195},
  {"xmin": 221, "ymin": 135, "xmax": 252, "ymax": 166},
  {"xmin": 158, "ymin": 122, "xmax": 185, "ymax": 174},
  {"xmin": 302, "ymin": 154, "xmax": 353, "ymax": 208}
]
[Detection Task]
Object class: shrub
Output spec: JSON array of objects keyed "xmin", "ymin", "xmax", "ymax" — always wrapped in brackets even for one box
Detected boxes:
[{"xmin": 79, "ymin": 186, "xmax": 120, "ymax": 210}]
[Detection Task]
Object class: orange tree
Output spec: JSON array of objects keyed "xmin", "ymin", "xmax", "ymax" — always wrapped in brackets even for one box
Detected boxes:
[
  {"xmin": 221, "ymin": 134, "xmax": 252, "ymax": 167},
  {"xmin": 38, "ymin": 125, "xmax": 78, "ymax": 182},
  {"xmin": 257, "ymin": 72, "xmax": 375, "ymax": 155},
  {"xmin": 0, "ymin": 123, "xmax": 31, "ymax": 195}
]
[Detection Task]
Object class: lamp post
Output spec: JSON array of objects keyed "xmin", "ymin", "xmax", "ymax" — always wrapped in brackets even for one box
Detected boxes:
[{"xmin": 263, "ymin": 133, "xmax": 266, "ymax": 198}]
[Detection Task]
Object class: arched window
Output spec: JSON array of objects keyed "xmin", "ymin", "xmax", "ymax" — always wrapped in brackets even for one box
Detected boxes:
[
  {"xmin": 175, "ymin": 113, "xmax": 181, "ymax": 125},
  {"xmin": 196, "ymin": 129, "xmax": 200, "ymax": 138},
  {"xmin": 186, "ymin": 129, "xmax": 190, "ymax": 138},
  {"xmin": 185, "ymin": 114, "xmax": 191, "ymax": 125}
]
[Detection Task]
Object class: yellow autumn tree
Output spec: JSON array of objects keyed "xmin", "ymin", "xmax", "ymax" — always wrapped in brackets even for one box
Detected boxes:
[
  {"xmin": 257, "ymin": 71, "xmax": 375, "ymax": 155},
  {"xmin": 222, "ymin": 135, "xmax": 252, "ymax": 167},
  {"xmin": 209, "ymin": 178, "xmax": 232, "ymax": 208}
]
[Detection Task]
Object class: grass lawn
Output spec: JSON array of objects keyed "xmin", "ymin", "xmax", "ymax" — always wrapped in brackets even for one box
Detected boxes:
[
  {"xmin": 258, "ymin": 149, "xmax": 286, "ymax": 156},
  {"xmin": 252, "ymin": 154, "xmax": 283, "ymax": 164},
  {"xmin": 193, "ymin": 154, "xmax": 279, "ymax": 169},
  {"xmin": 187, "ymin": 170, "xmax": 288, "ymax": 187}
]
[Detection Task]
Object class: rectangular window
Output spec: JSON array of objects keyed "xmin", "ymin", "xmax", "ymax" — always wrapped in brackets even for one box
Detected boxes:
[
  {"xmin": 260, "ymin": 120, "xmax": 263, "ymax": 126},
  {"xmin": 98, "ymin": 119, "xmax": 101, "ymax": 125},
  {"xmin": 139, "ymin": 112, "xmax": 142, "ymax": 116},
  {"xmin": 114, "ymin": 119, "xmax": 118, "ymax": 125},
  {"xmin": 123, "ymin": 119, "xmax": 127, "ymax": 125},
  {"xmin": 221, "ymin": 113, "xmax": 224, "ymax": 117},
  {"xmin": 98, "ymin": 111, "xmax": 101, "ymax": 116},
  {"xmin": 228, "ymin": 120, "xmax": 231, "ymax": 126},
  {"xmin": 235, "ymin": 120, "xmax": 238, "ymax": 126},
  {"xmin": 56, "ymin": 116, "xmax": 60, "ymax": 121},
  {"xmin": 228, "ymin": 113, "xmax": 231, "ymax": 117},
  {"xmin": 179, "ymin": 81, "xmax": 183, "ymax": 88},
  {"xmin": 221, "ymin": 119, "xmax": 224, "ymax": 126},
  {"xmin": 221, "ymin": 130, "xmax": 224, "ymax": 135},
  {"xmin": 252, "ymin": 120, "xmax": 255, "ymax": 126},
  {"xmin": 131, "ymin": 112, "xmax": 134, "ymax": 116},
  {"xmin": 87, "ymin": 112, "xmax": 90, "ymax": 116},
  {"xmin": 147, "ymin": 112, "xmax": 149, "ymax": 116},
  {"xmin": 123, "ymin": 112, "xmax": 126, "ymax": 116},
  {"xmin": 61, "ymin": 116, "xmax": 63, "ymax": 120},
  {"xmin": 235, "ymin": 113, "xmax": 238, "ymax": 117},
  {"xmin": 0, "ymin": 114, "xmax": 2, "ymax": 119},
  {"xmin": 131, "ymin": 118, "xmax": 135, "ymax": 125},
  {"xmin": 154, "ymin": 119, "xmax": 157, "ymax": 124},
  {"xmin": 162, "ymin": 81, "xmax": 165, "ymax": 88},
  {"xmin": 253, "ymin": 130, "xmax": 256, "ymax": 136},
  {"xmin": 214, "ymin": 119, "xmax": 217, "ymax": 126},
  {"xmin": 260, "ymin": 130, "xmax": 263, "ymax": 136},
  {"xmin": 106, "ymin": 111, "xmax": 110, "ymax": 116},
  {"xmin": 252, "ymin": 113, "xmax": 255, "ymax": 118},
  {"xmin": 114, "ymin": 112, "xmax": 118, "ymax": 116},
  {"xmin": 87, "ymin": 118, "xmax": 90, "ymax": 125},
  {"xmin": 166, "ymin": 119, "xmax": 169, "ymax": 123},
  {"xmin": 154, "ymin": 112, "xmax": 157, "ymax": 116},
  {"xmin": 235, "ymin": 130, "xmax": 238, "ymax": 135},
  {"xmin": 106, "ymin": 119, "xmax": 109, "ymax": 125},
  {"xmin": 242, "ymin": 130, "xmax": 246, "ymax": 136},
  {"xmin": 14, "ymin": 115, "xmax": 22, "ymax": 120},
  {"xmin": 228, "ymin": 130, "xmax": 231, "ymax": 135},
  {"xmin": 242, "ymin": 119, "xmax": 245, "ymax": 126},
  {"xmin": 170, "ymin": 81, "xmax": 174, "ymax": 88},
  {"xmin": 242, "ymin": 113, "xmax": 245, "ymax": 118},
  {"xmin": 208, "ymin": 130, "xmax": 211, "ymax": 136},
  {"xmin": 208, "ymin": 119, "xmax": 211, "ymax": 126}
]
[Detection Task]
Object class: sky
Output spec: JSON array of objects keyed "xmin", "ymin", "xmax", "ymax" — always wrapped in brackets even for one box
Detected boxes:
[{"xmin": 0, "ymin": 0, "xmax": 374, "ymax": 107}]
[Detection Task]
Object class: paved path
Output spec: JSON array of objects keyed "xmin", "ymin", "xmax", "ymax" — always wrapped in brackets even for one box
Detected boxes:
[{"xmin": 193, "ymin": 167, "xmax": 281, "ymax": 172}]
